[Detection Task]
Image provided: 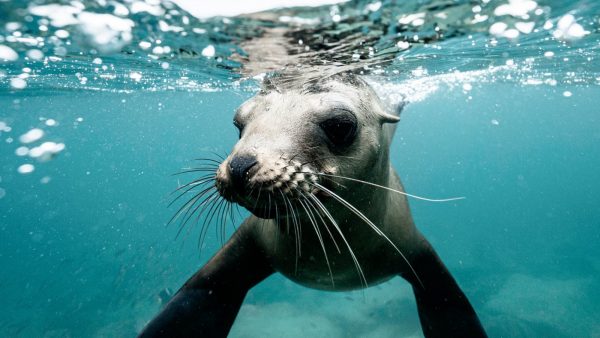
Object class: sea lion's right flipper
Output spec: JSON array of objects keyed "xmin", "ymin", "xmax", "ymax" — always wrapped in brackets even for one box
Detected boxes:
[
  {"xmin": 138, "ymin": 226, "xmax": 274, "ymax": 338},
  {"xmin": 406, "ymin": 239, "xmax": 487, "ymax": 338}
]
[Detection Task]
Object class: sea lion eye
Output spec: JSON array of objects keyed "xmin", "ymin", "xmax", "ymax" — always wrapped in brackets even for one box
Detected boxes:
[
  {"xmin": 233, "ymin": 120, "xmax": 244, "ymax": 138},
  {"xmin": 320, "ymin": 114, "xmax": 357, "ymax": 147}
]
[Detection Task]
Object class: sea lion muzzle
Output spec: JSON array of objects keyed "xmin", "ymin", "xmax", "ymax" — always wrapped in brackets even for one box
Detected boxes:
[{"xmin": 228, "ymin": 154, "xmax": 258, "ymax": 192}]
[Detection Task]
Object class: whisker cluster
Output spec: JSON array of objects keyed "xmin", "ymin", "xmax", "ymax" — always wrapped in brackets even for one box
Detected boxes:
[
  {"xmin": 167, "ymin": 152, "xmax": 458, "ymax": 288},
  {"xmin": 167, "ymin": 154, "xmax": 238, "ymax": 253}
]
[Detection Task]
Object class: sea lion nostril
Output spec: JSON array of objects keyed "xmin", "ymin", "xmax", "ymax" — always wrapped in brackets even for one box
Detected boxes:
[{"xmin": 229, "ymin": 155, "xmax": 258, "ymax": 190}]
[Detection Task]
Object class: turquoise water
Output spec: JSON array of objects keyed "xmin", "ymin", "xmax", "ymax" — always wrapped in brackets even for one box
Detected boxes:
[{"xmin": 1, "ymin": 0, "xmax": 599, "ymax": 337}]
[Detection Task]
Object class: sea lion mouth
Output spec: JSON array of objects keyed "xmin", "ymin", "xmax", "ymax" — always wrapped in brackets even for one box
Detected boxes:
[{"xmin": 229, "ymin": 178, "xmax": 336, "ymax": 220}]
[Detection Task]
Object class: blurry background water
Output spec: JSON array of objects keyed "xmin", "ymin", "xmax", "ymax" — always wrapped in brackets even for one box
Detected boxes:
[{"xmin": 0, "ymin": 0, "xmax": 599, "ymax": 337}]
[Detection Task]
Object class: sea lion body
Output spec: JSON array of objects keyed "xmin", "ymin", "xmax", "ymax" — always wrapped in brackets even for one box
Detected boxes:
[
  {"xmin": 139, "ymin": 74, "xmax": 487, "ymax": 337},
  {"xmin": 251, "ymin": 169, "xmax": 416, "ymax": 291},
  {"xmin": 225, "ymin": 77, "xmax": 417, "ymax": 290}
]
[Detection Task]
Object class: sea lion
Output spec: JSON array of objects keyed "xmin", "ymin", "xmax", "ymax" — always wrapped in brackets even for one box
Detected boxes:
[{"xmin": 139, "ymin": 73, "xmax": 487, "ymax": 337}]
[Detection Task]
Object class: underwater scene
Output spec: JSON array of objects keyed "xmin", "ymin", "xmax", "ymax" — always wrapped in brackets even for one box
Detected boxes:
[{"xmin": 0, "ymin": 0, "xmax": 599, "ymax": 337}]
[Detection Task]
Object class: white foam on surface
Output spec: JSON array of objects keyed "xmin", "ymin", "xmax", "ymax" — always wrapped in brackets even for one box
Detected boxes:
[
  {"xmin": 367, "ymin": 66, "xmax": 510, "ymax": 111},
  {"xmin": 171, "ymin": 0, "xmax": 349, "ymax": 19}
]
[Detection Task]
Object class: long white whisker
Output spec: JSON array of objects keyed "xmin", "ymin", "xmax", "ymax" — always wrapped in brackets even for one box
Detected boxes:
[
  {"xmin": 298, "ymin": 195, "xmax": 335, "ymax": 287},
  {"xmin": 283, "ymin": 187, "xmax": 301, "ymax": 274},
  {"xmin": 315, "ymin": 173, "xmax": 465, "ymax": 202},
  {"xmin": 313, "ymin": 183, "xmax": 424, "ymax": 289},
  {"xmin": 303, "ymin": 192, "xmax": 341, "ymax": 254},
  {"xmin": 307, "ymin": 193, "xmax": 368, "ymax": 288}
]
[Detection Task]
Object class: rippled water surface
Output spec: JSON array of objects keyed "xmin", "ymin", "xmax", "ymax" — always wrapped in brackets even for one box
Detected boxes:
[{"xmin": 1, "ymin": 0, "xmax": 599, "ymax": 337}]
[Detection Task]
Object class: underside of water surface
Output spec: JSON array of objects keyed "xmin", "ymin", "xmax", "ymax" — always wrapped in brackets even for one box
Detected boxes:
[{"xmin": 0, "ymin": 0, "xmax": 599, "ymax": 337}]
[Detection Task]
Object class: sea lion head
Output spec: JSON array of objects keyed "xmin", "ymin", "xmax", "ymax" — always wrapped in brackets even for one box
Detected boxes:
[{"xmin": 216, "ymin": 73, "xmax": 400, "ymax": 219}]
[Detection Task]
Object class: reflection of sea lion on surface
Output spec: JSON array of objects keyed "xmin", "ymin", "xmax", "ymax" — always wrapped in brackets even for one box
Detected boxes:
[{"xmin": 139, "ymin": 72, "xmax": 487, "ymax": 337}]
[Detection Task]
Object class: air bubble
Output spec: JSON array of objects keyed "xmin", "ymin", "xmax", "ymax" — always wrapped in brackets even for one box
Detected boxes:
[
  {"xmin": 17, "ymin": 164, "xmax": 35, "ymax": 174},
  {"xmin": 26, "ymin": 49, "xmax": 44, "ymax": 61},
  {"xmin": 396, "ymin": 41, "xmax": 410, "ymax": 50},
  {"xmin": 0, "ymin": 45, "xmax": 18, "ymax": 61},
  {"xmin": 19, "ymin": 128, "xmax": 44, "ymax": 144},
  {"xmin": 129, "ymin": 72, "xmax": 142, "ymax": 81},
  {"xmin": 15, "ymin": 147, "xmax": 29, "ymax": 156},
  {"xmin": 10, "ymin": 78, "xmax": 27, "ymax": 89},
  {"xmin": 55, "ymin": 29, "xmax": 70, "ymax": 39},
  {"xmin": 201, "ymin": 45, "xmax": 215, "ymax": 58}
]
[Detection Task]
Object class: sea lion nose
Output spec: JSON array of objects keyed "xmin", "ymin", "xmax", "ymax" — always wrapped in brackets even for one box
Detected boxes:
[{"xmin": 229, "ymin": 155, "xmax": 258, "ymax": 190}]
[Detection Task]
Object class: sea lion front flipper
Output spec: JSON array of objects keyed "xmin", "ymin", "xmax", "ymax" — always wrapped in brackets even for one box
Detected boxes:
[
  {"xmin": 138, "ymin": 226, "xmax": 274, "ymax": 338},
  {"xmin": 406, "ymin": 239, "xmax": 487, "ymax": 338}
]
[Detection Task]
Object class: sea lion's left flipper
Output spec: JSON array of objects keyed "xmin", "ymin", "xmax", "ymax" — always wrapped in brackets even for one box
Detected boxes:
[
  {"xmin": 405, "ymin": 239, "xmax": 487, "ymax": 338},
  {"xmin": 138, "ymin": 226, "xmax": 274, "ymax": 337}
]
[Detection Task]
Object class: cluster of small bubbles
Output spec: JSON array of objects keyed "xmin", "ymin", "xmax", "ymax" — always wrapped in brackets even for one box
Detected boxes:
[
  {"xmin": 330, "ymin": 5, "xmax": 342, "ymax": 23},
  {"xmin": 28, "ymin": 142, "xmax": 66, "ymax": 162},
  {"xmin": 471, "ymin": 5, "xmax": 489, "ymax": 24},
  {"xmin": 0, "ymin": 121, "xmax": 11, "ymax": 133},
  {"xmin": 129, "ymin": 72, "xmax": 142, "ymax": 82},
  {"xmin": 76, "ymin": 72, "xmax": 88, "ymax": 85},
  {"xmin": 1, "ymin": 120, "xmax": 13, "ymax": 144},
  {"xmin": 411, "ymin": 67, "xmax": 428, "ymax": 77},
  {"xmin": 0, "ymin": 0, "xmax": 249, "ymax": 93},
  {"xmin": 553, "ymin": 14, "xmax": 590, "ymax": 41},
  {"xmin": 398, "ymin": 13, "xmax": 426, "ymax": 27},
  {"xmin": 151, "ymin": 45, "xmax": 172, "ymax": 56},
  {"xmin": 486, "ymin": 0, "xmax": 542, "ymax": 40},
  {"xmin": 12, "ymin": 119, "xmax": 68, "ymax": 176}
]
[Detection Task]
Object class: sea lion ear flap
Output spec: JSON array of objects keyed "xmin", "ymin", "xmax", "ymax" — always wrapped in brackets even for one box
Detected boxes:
[
  {"xmin": 380, "ymin": 112, "xmax": 401, "ymax": 123},
  {"xmin": 379, "ymin": 100, "xmax": 405, "ymax": 124}
]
